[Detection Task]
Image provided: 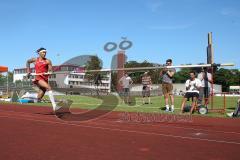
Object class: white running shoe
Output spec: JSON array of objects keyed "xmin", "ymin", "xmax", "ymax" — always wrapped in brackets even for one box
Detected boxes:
[
  {"xmin": 55, "ymin": 99, "xmax": 72, "ymax": 113},
  {"xmin": 53, "ymin": 105, "xmax": 62, "ymax": 114},
  {"xmin": 226, "ymin": 112, "xmax": 233, "ymax": 117}
]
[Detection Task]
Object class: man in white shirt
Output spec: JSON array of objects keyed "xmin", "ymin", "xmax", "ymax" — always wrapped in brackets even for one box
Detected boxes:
[
  {"xmin": 180, "ymin": 71, "xmax": 202, "ymax": 114},
  {"xmin": 119, "ymin": 72, "xmax": 133, "ymax": 104},
  {"xmin": 142, "ymin": 72, "xmax": 152, "ymax": 104},
  {"xmin": 197, "ymin": 67, "xmax": 213, "ymax": 106},
  {"xmin": 227, "ymin": 98, "xmax": 240, "ymax": 117}
]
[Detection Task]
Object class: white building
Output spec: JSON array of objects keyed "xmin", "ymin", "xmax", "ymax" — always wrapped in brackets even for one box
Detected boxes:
[
  {"xmin": 229, "ymin": 86, "xmax": 240, "ymax": 94},
  {"xmin": 13, "ymin": 65, "xmax": 111, "ymax": 93}
]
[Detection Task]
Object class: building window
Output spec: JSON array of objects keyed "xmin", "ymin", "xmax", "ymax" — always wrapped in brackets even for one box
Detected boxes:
[
  {"xmin": 50, "ymin": 74, "xmax": 56, "ymax": 78},
  {"xmin": 49, "ymin": 81, "xmax": 57, "ymax": 87},
  {"xmin": 61, "ymin": 66, "xmax": 68, "ymax": 71}
]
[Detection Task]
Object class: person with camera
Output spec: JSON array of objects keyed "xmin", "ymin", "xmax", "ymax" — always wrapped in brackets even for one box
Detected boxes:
[{"xmin": 160, "ymin": 59, "xmax": 176, "ymax": 112}]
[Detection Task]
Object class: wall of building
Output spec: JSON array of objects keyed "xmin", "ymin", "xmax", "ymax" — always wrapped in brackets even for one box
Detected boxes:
[
  {"xmin": 13, "ymin": 66, "xmax": 112, "ymax": 93},
  {"xmin": 130, "ymin": 83, "xmax": 222, "ymax": 96}
]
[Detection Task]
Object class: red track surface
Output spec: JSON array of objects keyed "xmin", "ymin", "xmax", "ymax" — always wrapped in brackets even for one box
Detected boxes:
[{"xmin": 0, "ymin": 103, "xmax": 240, "ymax": 160}]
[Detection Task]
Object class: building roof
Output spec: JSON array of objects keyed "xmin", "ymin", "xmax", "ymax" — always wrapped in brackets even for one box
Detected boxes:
[
  {"xmin": 62, "ymin": 55, "xmax": 102, "ymax": 67},
  {"xmin": 0, "ymin": 66, "xmax": 8, "ymax": 72},
  {"xmin": 14, "ymin": 64, "xmax": 79, "ymax": 72}
]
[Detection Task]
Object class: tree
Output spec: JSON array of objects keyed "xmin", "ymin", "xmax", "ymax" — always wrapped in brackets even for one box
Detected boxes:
[
  {"xmin": 111, "ymin": 60, "xmax": 240, "ymax": 93},
  {"xmin": 85, "ymin": 56, "xmax": 102, "ymax": 83},
  {"xmin": 174, "ymin": 68, "xmax": 191, "ymax": 83},
  {"xmin": 111, "ymin": 72, "xmax": 117, "ymax": 91},
  {"xmin": 7, "ymin": 72, "xmax": 13, "ymax": 83},
  {"xmin": 175, "ymin": 67, "xmax": 240, "ymax": 92},
  {"xmin": 0, "ymin": 72, "xmax": 13, "ymax": 86},
  {"xmin": 214, "ymin": 68, "xmax": 240, "ymax": 92},
  {"xmin": 124, "ymin": 60, "xmax": 160, "ymax": 84},
  {"xmin": 0, "ymin": 75, "xmax": 5, "ymax": 86}
]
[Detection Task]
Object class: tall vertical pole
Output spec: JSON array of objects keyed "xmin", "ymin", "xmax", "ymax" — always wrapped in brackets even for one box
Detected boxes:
[
  {"xmin": 108, "ymin": 71, "xmax": 111, "ymax": 93},
  {"xmin": 117, "ymin": 51, "xmax": 126, "ymax": 92},
  {"xmin": 7, "ymin": 72, "xmax": 9, "ymax": 97},
  {"xmin": 207, "ymin": 32, "xmax": 214, "ymax": 110},
  {"xmin": 207, "ymin": 32, "xmax": 214, "ymax": 64}
]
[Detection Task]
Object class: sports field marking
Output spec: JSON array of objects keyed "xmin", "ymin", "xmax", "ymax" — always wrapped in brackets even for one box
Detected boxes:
[
  {"xmin": 91, "ymin": 119, "xmax": 240, "ymax": 135},
  {"xmin": 1, "ymin": 108, "xmax": 239, "ymax": 135},
  {"xmin": 0, "ymin": 109, "xmax": 56, "ymax": 120},
  {"xmin": 72, "ymin": 102, "xmax": 181, "ymax": 109},
  {"xmin": 0, "ymin": 112, "xmax": 240, "ymax": 145}
]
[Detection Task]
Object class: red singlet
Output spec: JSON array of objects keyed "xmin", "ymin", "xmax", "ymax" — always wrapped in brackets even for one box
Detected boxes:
[{"xmin": 35, "ymin": 58, "xmax": 49, "ymax": 82}]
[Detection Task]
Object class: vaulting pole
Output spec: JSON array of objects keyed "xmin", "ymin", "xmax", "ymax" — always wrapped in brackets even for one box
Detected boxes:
[{"xmin": 30, "ymin": 63, "xmax": 234, "ymax": 76}]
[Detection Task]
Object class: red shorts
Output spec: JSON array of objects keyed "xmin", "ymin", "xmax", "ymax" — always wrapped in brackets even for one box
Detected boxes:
[{"xmin": 32, "ymin": 76, "xmax": 48, "ymax": 85}]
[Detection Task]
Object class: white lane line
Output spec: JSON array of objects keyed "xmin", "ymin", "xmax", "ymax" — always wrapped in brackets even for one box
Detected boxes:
[
  {"xmin": 1, "ymin": 109, "xmax": 240, "ymax": 136},
  {"xmin": 0, "ymin": 114, "xmax": 240, "ymax": 145},
  {"xmin": 96, "ymin": 118, "xmax": 240, "ymax": 135}
]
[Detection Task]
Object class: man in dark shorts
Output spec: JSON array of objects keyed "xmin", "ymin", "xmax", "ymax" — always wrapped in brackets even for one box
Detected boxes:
[
  {"xmin": 142, "ymin": 72, "xmax": 152, "ymax": 104},
  {"xmin": 160, "ymin": 59, "xmax": 176, "ymax": 112},
  {"xmin": 180, "ymin": 71, "xmax": 202, "ymax": 114}
]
